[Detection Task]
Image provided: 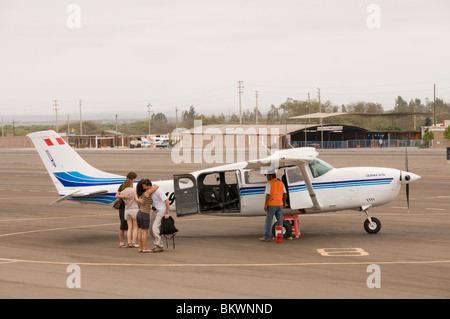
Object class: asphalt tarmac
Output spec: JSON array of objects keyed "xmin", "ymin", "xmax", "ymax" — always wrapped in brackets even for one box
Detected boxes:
[{"xmin": 0, "ymin": 147, "xmax": 449, "ymax": 299}]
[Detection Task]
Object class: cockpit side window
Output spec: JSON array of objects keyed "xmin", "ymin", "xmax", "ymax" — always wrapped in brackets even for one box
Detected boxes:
[
  {"xmin": 308, "ymin": 159, "xmax": 333, "ymax": 178},
  {"xmin": 286, "ymin": 166, "xmax": 303, "ymax": 183}
]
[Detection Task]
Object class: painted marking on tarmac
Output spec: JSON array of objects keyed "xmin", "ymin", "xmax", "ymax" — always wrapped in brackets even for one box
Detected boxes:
[
  {"xmin": 0, "ymin": 257, "xmax": 448, "ymax": 268},
  {"xmin": 317, "ymin": 248, "xmax": 369, "ymax": 257},
  {"xmin": 0, "ymin": 213, "xmax": 115, "ymax": 223},
  {"xmin": 0, "ymin": 196, "xmax": 58, "ymax": 201},
  {"xmin": 0, "ymin": 221, "xmax": 448, "ymax": 269},
  {"xmin": 0, "ymin": 223, "xmax": 117, "ymax": 238}
]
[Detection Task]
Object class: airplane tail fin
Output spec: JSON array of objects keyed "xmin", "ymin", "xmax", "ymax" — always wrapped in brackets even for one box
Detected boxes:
[{"xmin": 27, "ymin": 130, "xmax": 125, "ymax": 194}]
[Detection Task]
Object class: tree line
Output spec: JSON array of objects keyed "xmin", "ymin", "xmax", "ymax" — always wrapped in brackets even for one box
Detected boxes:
[{"xmin": 2, "ymin": 96, "xmax": 449, "ymax": 137}]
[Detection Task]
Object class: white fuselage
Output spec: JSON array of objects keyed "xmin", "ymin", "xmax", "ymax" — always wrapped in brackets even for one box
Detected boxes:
[{"xmin": 27, "ymin": 130, "xmax": 420, "ymax": 217}]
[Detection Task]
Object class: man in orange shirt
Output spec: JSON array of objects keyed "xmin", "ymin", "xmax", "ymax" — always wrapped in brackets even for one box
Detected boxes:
[{"xmin": 259, "ymin": 173, "xmax": 287, "ymax": 242}]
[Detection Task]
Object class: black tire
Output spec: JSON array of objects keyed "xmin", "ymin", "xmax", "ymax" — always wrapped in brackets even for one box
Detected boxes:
[
  {"xmin": 271, "ymin": 220, "xmax": 292, "ymax": 238},
  {"xmin": 364, "ymin": 217, "xmax": 381, "ymax": 234}
]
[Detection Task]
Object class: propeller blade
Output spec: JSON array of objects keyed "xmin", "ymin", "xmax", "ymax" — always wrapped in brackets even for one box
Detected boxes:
[
  {"xmin": 406, "ymin": 183, "xmax": 410, "ymax": 213},
  {"xmin": 405, "ymin": 144, "xmax": 410, "ymax": 213},
  {"xmin": 405, "ymin": 145, "xmax": 409, "ymax": 172}
]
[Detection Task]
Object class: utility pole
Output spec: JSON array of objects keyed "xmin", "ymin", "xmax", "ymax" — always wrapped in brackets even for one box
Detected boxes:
[
  {"xmin": 255, "ymin": 90, "xmax": 259, "ymax": 125},
  {"xmin": 317, "ymin": 88, "xmax": 323, "ymax": 147},
  {"xmin": 307, "ymin": 92, "xmax": 311, "ymax": 123},
  {"xmin": 53, "ymin": 100, "xmax": 59, "ymax": 132},
  {"xmin": 115, "ymin": 114, "xmax": 118, "ymax": 132},
  {"xmin": 147, "ymin": 103, "xmax": 151, "ymax": 135},
  {"xmin": 79, "ymin": 100, "xmax": 82, "ymax": 135},
  {"xmin": 433, "ymin": 83, "xmax": 436, "ymax": 126},
  {"xmin": 317, "ymin": 88, "xmax": 321, "ymax": 113},
  {"xmin": 237, "ymin": 81, "xmax": 244, "ymax": 124},
  {"xmin": 67, "ymin": 114, "xmax": 70, "ymax": 135},
  {"xmin": 307, "ymin": 92, "xmax": 310, "ymax": 113},
  {"xmin": 175, "ymin": 106, "xmax": 179, "ymax": 128}
]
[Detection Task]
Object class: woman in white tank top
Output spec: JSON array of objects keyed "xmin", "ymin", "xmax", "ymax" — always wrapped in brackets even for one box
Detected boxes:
[{"xmin": 120, "ymin": 178, "xmax": 139, "ymax": 248}]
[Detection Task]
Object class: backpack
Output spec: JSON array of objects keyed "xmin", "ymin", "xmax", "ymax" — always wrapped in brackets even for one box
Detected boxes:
[{"xmin": 160, "ymin": 216, "xmax": 178, "ymax": 249}]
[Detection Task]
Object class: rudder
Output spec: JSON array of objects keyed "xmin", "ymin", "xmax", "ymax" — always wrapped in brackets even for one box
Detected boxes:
[{"xmin": 27, "ymin": 130, "xmax": 124, "ymax": 193}]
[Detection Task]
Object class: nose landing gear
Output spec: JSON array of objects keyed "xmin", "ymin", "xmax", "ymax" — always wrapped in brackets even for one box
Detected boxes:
[{"xmin": 362, "ymin": 206, "xmax": 381, "ymax": 234}]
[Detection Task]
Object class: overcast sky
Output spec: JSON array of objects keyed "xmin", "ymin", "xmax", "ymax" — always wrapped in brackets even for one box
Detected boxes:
[{"xmin": 1, "ymin": 0, "xmax": 449, "ymax": 122}]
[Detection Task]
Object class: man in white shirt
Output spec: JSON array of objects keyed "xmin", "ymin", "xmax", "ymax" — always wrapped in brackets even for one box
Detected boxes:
[{"xmin": 144, "ymin": 184, "xmax": 170, "ymax": 252}]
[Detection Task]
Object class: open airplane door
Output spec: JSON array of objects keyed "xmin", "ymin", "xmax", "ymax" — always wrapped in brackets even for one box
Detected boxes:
[
  {"xmin": 174, "ymin": 174, "xmax": 199, "ymax": 217},
  {"xmin": 284, "ymin": 166, "xmax": 313, "ymax": 209}
]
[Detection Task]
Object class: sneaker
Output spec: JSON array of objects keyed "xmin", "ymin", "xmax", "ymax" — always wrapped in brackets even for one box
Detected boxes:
[
  {"xmin": 258, "ymin": 237, "xmax": 270, "ymax": 242},
  {"xmin": 151, "ymin": 246, "xmax": 164, "ymax": 253}
]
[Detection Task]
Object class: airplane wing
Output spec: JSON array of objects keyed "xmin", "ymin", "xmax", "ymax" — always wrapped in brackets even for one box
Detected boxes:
[
  {"xmin": 50, "ymin": 188, "xmax": 109, "ymax": 205},
  {"xmin": 244, "ymin": 147, "xmax": 321, "ymax": 208},
  {"xmin": 244, "ymin": 147, "xmax": 318, "ymax": 171}
]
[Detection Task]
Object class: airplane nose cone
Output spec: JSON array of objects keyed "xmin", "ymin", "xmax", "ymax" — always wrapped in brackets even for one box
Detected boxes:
[{"xmin": 401, "ymin": 171, "xmax": 421, "ymax": 184}]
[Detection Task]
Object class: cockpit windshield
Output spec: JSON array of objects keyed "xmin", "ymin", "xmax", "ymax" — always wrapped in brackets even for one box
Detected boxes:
[{"xmin": 308, "ymin": 159, "xmax": 333, "ymax": 178}]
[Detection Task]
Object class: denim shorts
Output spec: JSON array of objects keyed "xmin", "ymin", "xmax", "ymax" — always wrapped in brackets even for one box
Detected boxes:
[{"xmin": 137, "ymin": 211, "xmax": 150, "ymax": 229}]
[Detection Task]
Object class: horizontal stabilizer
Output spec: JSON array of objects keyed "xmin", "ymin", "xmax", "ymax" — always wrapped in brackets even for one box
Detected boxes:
[
  {"xmin": 50, "ymin": 188, "xmax": 109, "ymax": 205},
  {"xmin": 50, "ymin": 189, "xmax": 81, "ymax": 205}
]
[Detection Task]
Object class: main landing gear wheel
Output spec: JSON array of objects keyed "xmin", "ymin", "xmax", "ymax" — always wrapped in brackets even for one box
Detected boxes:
[
  {"xmin": 271, "ymin": 220, "xmax": 292, "ymax": 239},
  {"xmin": 364, "ymin": 217, "xmax": 381, "ymax": 234}
]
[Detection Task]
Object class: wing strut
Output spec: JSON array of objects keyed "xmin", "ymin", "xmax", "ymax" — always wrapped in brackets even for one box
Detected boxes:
[{"xmin": 298, "ymin": 163, "xmax": 321, "ymax": 208}]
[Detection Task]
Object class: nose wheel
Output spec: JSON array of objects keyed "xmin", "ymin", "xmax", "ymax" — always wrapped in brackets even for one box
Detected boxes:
[{"xmin": 362, "ymin": 209, "xmax": 381, "ymax": 234}]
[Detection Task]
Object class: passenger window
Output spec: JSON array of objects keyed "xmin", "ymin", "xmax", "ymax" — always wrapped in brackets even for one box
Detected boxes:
[
  {"xmin": 225, "ymin": 171, "xmax": 238, "ymax": 185},
  {"xmin": 178, "ymin": 177, "xmax": 194, "ymax": 189},
  {"xmin": 203, "ymin": 173, "xmax": 220, "ymax": 185},
  {"xmin": 244, "ymin": 170, "xmax": 267, "ymax": 184}
]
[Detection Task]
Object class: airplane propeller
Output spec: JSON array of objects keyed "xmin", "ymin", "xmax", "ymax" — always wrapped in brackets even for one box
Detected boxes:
[
  {"xmin": 400, "ymin": 146, "xmax": 420, "ymax": 213},
  {"xmin": 405, "ymin": 145, "xmax": 410, "ymax": 213}
]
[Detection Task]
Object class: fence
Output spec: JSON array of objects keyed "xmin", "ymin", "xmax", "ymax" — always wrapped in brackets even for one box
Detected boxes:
[
  {"xmin": 289, "ymin": 139, "xmax": 429, "ymax": 149},
  {"xmin": 0, "ymin": 136, "xmax": 33, "ymax": 148}
]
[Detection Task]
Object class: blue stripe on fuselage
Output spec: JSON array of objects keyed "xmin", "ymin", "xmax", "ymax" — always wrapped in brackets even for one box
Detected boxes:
[
  {"xmin": 240, "ymin": 178, "xmax": 393, "ymax": 197},
  {"xmin": 54, "ymin": 171, "xmax": 125, "ymax": 187}
]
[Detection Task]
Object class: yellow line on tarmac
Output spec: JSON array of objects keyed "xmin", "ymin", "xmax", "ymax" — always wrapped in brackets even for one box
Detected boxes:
[
  {"xmin": 0, "ymin": 196, "xmax": 56, "ymax": 201},
  {"xmin": 0, "ymin": 216, "xmax": 241, "ymax": 237},
  {"xmin": 0, "ymin": 257, "xmax": 449, "ymax": 268},
  {"xmin": 0, "ymin": 213, "xmax": 115, "ymax": 223},
  {"xmin": 0, "ymin": 223, "xmax": 116, "ymax": 238}
]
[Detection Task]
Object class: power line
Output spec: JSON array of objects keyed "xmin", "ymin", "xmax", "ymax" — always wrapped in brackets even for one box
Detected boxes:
[{"xmin": 246, "ymin": 79, "xmax": 450, "ymax": 90}]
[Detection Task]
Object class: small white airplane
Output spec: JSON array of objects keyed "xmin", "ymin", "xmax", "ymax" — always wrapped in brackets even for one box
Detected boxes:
[
  {"xmin": 140, "ymin": 136, "xmax": 153, "ymax": 147},
  {"xmin": 28, "ymin": 130, "xmax": 420, "ymax": 236}
]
